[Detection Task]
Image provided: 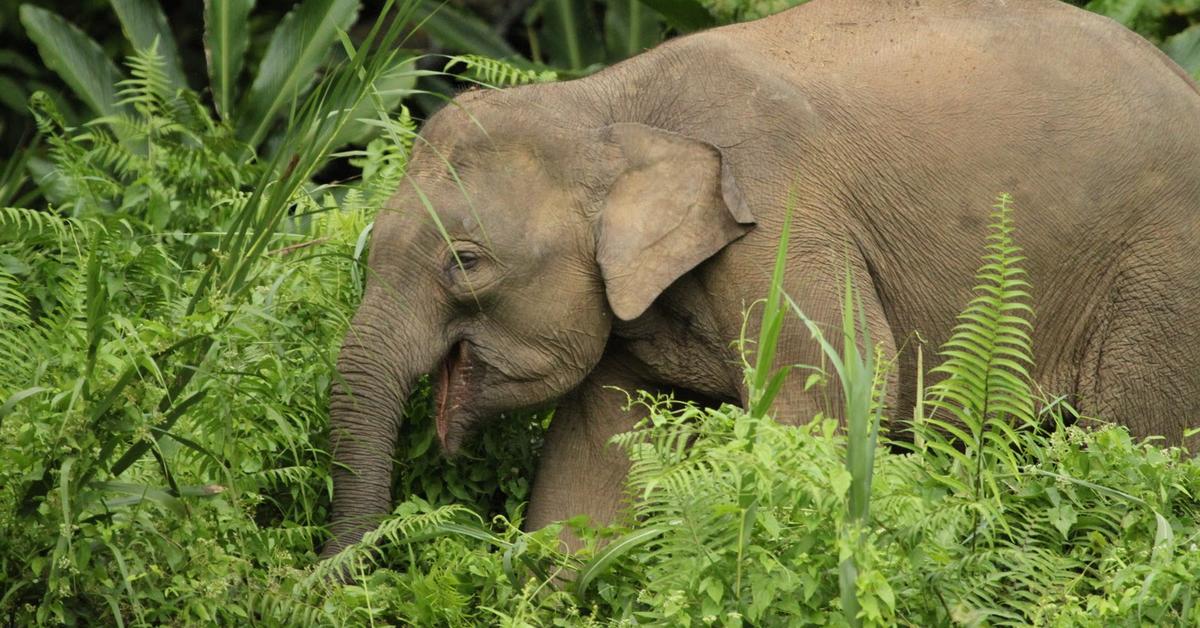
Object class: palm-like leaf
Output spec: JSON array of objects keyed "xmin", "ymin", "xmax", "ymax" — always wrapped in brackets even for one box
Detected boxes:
[
  {"xmin": 203, "ymin": 0, "xmax": 255, "ymax": 120},
  {"xmin": 19, "ymin": 5, "xmax": 124, "ymax": 117},
  {"xmin": 236, "ymin": 0, "xmax": 360, "ymax": 147},
  {"xmin": 1162, "ymin": 24, "xmax": 1200, "ymax": 79}
]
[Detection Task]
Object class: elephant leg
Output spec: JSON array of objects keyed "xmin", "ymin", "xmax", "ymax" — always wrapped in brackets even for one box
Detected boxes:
[
  {"xmin": 525, "ymin": 352, "xmax": 656, "ymax": 549},
  {"xmin": 763, "ymin": 251, "xmax": 901, "ymax": 431},
  {"xmin": 1076, "ymin": 264, "xmax": 1200, "ymax": 452}
]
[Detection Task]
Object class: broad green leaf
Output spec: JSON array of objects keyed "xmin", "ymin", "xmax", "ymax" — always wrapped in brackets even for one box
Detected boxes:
[
  {"xmin": 1084, "ymin": 0, "xmax": 1148, "ymax": 26},
  {"xmin": 539, "ymin": 0, "xmax": 605, "ymax": 71},
  {"xmin": 1162, "ymin": 24, "xmax": 1200, "ymax": 80},
  {"xmin": 1048, "ymin": 503, "xmax": 1078, "ymax": 539},
  {"xmin": 0, "ymin": 76, "xmax": 28, "ymax": 112},
  {"xmin": 839, "ymin": 553, "xmax": 861, "ymax": 628},
  {"xmin": 606, "ymin": 0, "xmax": 664, "ymax": 61},
  {"xmin": 236, "ymin": 0, "xmax": 360, "ymax": 147},
  {"xmin": 416, "ymin": 0, "xmax": 520, "ymax": 60},
  {"xmin": 0, "ymin": 50, "xmax": 41, "ymax": 75},
  {"xmin": 638, "ymin": 0, "xmax": 714, "ymax": 31},
  {"xmin": 26, "ymin": 155, "xmax": 71, "ymax": 207},
  {"xmin": 19, "ymin": 5, "xmax": 123, "ymax": 117},
  {"xmin": 110, "ymin": 0, "xmax": 188, "ymax": 89},
  {"xmin": 204, "ymin": 0, "xmax": 255, "ymax": 120},
  {"xmin": 96, "ymin": 481, "xmax": 187, "ymax": 517}
]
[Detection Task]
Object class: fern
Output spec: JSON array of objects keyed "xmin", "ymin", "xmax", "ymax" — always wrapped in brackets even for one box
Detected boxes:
[
  {"xmin": 0, "ymin": 268, "xmax": 33, "ymax": 392},
  {"xmin": 309, "ymin": 503, "xmax": 480, "ymax": 583},
  {"xmin": 115, "ymin": 38, "xmax": 177, "ymax": 120},
  {"xmin": 443, "ymin": 55, "xmax": 558, "ymax": 87},
  {"xmin": 921, "ymin": 193, "xmax": 1035, "ymax": 491},
  {"xmin": 347, "ymin": 107, "xmax": 414, "ymax": 211},
  {"xmin": 0, "ymin": 205, "xmax": 82, "ymax": 245}
]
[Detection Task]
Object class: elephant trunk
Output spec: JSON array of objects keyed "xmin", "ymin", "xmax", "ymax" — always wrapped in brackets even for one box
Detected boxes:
[{"xmin": 321, "ymin": 316, "xmax": 426, "ymax": 559}]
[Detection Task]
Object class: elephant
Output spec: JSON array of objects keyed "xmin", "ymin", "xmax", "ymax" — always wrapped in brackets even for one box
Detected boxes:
[{"xmin": 321, "ymin": 0, "xmax": 1200, "ymax": 558}]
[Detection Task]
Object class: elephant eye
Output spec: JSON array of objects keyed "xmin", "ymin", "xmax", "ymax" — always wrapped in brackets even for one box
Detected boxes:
[{"xmin": 448, "ymin": 248, "xmax": 480, "ymax": 274}]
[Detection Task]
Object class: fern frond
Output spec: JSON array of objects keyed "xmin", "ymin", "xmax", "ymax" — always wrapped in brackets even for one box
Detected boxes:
[
  {"xmin": 116, "ymin": 38, "xmax": 176, "ymax": 118},
  {"xmin": 0, "ymin": 206, "xmax": 82, "ymax": 245},
  {"xmin": 443, "ymin": 55, "xmax": 558, "ymax": 87},
  {"xmin": 0, "ymin": 269, "xmax": 32, "ymax": 383},
  {"xmin": 923, "ymin": 193, "xmax": 1035, "ymax": 482},
  {"xmin": 248, "ymin": 589, "xmax": 328, "ymax": 627},
  {"xmin": 80, "ymin": 126, "xmax": 146, "ymax": 180},
  {"xmin": 307, "ymin": 503, "xmax": 476, "ymax": 583}
]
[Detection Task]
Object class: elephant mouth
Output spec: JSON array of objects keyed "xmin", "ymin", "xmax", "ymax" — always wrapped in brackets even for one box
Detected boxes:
[{"xmin": 435, "ymin": 340, "xmax": 473, "ymax": 454}]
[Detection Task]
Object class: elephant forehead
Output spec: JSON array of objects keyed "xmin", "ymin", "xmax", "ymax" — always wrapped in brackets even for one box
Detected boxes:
[{"xmin": 377, "ymin": 173, "xmax": 570, "ymax": 250}]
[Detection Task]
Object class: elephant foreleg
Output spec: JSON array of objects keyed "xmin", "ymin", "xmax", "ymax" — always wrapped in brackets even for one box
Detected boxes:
[{"xmin": 525, "ymin": 352, "xmax": 656, "ymax": 549}]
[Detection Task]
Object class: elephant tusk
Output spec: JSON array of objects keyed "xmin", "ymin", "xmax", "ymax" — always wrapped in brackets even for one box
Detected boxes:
[{"xmin": 435, "ymin": 341, "xmax": 468, "ymax": 451}]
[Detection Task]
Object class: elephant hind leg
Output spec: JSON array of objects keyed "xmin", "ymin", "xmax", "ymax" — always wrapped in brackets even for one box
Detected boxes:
[{"xmin": 1074, "ymin": 259, "xmax": 1200, "ymax": 453}]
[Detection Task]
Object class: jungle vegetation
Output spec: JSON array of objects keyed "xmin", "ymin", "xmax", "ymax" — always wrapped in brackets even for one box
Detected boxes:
[{"xmin": 1, "ymin": 0, "xmax": 1198, "ymax": 625}]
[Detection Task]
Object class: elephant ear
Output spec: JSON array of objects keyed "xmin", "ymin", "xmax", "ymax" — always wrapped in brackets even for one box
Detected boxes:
[{"xmin": 596, "ymin": 123, "xmax": 755, "ymax": 321}]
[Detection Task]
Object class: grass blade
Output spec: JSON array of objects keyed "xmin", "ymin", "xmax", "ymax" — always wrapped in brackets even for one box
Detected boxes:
[
  {"xmin": 575, "ymin": 525, "xmax": 668, "ymax": 599},
  {"xmin": 332, "ymin": 54, "xmax": 418, "ymax": 147}
]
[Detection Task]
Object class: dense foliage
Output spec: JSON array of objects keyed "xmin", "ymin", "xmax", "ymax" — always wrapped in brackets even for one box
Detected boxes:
[{"xmin": 2, "ymin": 0, "xmax": 1199, "ymax": 625}]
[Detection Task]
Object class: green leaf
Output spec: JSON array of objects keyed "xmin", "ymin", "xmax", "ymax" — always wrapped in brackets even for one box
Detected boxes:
[
  {"xmin": 539, "ymin": 0, "xmax": 605, "ymax": 71},
  {"xmin": 1048, "ymin": 503, "xmax": 1077, "ymax": 539},
  {"xmin": 444, "ymin": 54, "xmax": 557, "ymax": 86},
  {"xmin": 0, "ymin": 76, "xmax": 28, "ymax": 113},
  {"xmin": 753, "ymin": 365, "xmax": 792, "ymax": 419},
  {"xmin": 575, "ymin": 525, "xmax": 668, "ymax": 599},
  {"xmin": 96, "ymin": 481, "xmax": 187, "ymax": 517},
  {"xmin": 204, "ymin": 0, "xmax": 255, "ymax": 120},
  {"xmin": 838, "ymin": 553, "xmax": 861, "ymax": 628},
  {"xmin": 638, "ymin": 0, "xmax": 714, "ymax": 31},
  {"xmin": 605, "ymin": 0, "xmax": 664, "ymax": 61},
  {"xmin": 236, "ymin": 0, "xmax": 360, "ymax": 147},
  {"xmin": 0, "ymin": 50, "xmax": 41, "ymax": 75},
  {"xmin": 19, "ymin": 4, "xmax": 124, "ymax": 117},
  {"xmin": 109, "ymin": 390, "xmax": 208, "ymax": 477},
  {"xmin": 1162, "ymin": 24, "xmax": 1200, "ymax": 80},
  {"xmin": 110, "ymin": 0, "xmax": 188, "ymax": 90},
  {"xmin": 750, "ymin": 197, "xmax": 794, "ymax": 415},
  {"xmin": 0, "ymin": 387, "xmax": 48, "ymax": 429},
  {"xmin": 1083, "ymin": 0, "xmax": 1148, "ymax": 27},
  {"xmin": 416, "ymin": 0, "xmax": 520, "ymax": 60}
]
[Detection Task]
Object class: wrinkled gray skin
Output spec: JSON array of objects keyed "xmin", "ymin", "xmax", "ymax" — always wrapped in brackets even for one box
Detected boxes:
[{"xmin": 322, "ymin": 0, "xmax": 1200, "ymax": 557}]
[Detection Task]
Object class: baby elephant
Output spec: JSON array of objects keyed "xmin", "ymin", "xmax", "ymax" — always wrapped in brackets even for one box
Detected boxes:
[{"xmin": 322, "ymin": 0, "xmax": 1200, "ymax": 556}]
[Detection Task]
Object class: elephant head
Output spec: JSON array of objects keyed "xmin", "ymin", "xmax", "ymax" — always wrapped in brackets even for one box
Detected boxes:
[{"xmin": 322, "ymin": 86, "xmax": 754, "ymax": 556}]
